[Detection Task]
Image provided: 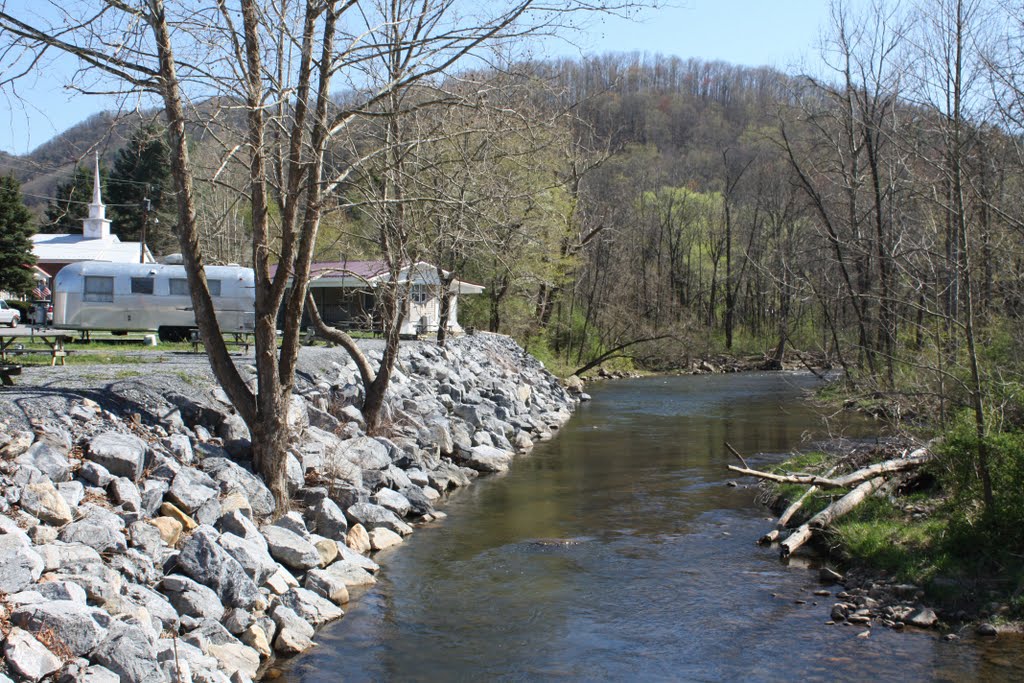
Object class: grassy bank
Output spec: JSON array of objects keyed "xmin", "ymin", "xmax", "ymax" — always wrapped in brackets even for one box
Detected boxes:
[{"xmin": 771, "ymin": 425, "xmax": 1024, "ymax": 622}]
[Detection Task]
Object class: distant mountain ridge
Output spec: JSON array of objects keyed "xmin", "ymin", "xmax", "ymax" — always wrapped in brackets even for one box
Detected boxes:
[{"xmin": 0, "ymin": 110, "xmax": 151, "ymax": 214}]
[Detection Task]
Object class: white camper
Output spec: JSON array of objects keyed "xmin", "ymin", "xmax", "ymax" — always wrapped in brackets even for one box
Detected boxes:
[{"xmin": 54, "ymin": 261, "xmax": 255, "ymax": 342}]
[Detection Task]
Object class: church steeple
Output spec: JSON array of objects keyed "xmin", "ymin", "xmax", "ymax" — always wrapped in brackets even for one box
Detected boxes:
[{"xmin": 82, "ymin": 152, "xmax": 111, "ymax": 240}]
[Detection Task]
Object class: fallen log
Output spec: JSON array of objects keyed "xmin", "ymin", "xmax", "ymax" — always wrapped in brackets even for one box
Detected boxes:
[
  {"xmin": 759, "ymin": 468, "xmax": 837, "ymax": 545},
  {"xmin": 776, "ymin": 466, "xmax": 840, "ymax": 531},
  {"xmin": 728, "ymin": 448, "xmax": 931, "ymax": 490},
  {"xmin": 779, "ymin": 476, "xmax": 886, "ymax": 559}
]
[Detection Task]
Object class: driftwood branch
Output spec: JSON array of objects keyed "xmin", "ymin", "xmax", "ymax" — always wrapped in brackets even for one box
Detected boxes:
[
  {"xmin": 728, "ymin": 448, "xmax": 930, "ymax": 490},
  {"xmin": 724, "ymin": 442, "xmax": 749, "ymax": 469}
]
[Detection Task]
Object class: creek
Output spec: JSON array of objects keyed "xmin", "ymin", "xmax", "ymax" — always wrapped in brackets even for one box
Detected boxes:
[{"xmin": 281, "ymin": 372, "xmax": 1023, "ymax": 682}]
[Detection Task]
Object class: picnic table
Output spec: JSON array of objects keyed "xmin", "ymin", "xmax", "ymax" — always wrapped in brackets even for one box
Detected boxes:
[
  {"xmin": 0, "ymin": 328, "xmax": 74, "ymax": 366},
  {"xmin": 190, "ymin": 330, "xmax": 252, "ymax": 354}
]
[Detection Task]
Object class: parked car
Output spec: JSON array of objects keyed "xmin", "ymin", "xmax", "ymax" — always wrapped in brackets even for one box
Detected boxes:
[{"xmin": 0, "ymin": 300, "xmax": 20, "ymax": 327}]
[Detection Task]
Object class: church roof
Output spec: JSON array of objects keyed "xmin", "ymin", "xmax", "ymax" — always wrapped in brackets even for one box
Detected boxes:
[{"xmin": 31, "ymin": 233, "xmax": 153, "ymax": 264}]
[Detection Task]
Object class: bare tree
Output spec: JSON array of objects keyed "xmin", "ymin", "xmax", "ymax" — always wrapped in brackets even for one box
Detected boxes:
[{"xmin": 0, "ymin": 0, "xmax": 642, "ymax": 513}]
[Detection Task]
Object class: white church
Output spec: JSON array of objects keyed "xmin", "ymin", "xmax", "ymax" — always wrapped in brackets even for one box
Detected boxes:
[{"xmin": 32, "ymin": 153, "xmax": 154, "ymax": 286}]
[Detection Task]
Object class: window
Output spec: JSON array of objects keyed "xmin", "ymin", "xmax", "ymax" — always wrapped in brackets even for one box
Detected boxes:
[
  {"xmin": 131, "ymin": 277, "xmax": 154, "ymax": 295},
  {"xmin": 207, "ymin": 279, "xmax": 222, "ymax": 297},
  {"xmin": 169, "ymin": 278, "xmax": 188, "ymax": 296},
  {"xmin": 83, "ymin": 276, "xmax": 114, "ymax": 303},
  {"xmin": 0, "ymin": 301, "xmax": 7, "ymax": 310},
  {"xmin": 410, "ymin": 285, "xmax": 429, "ymax": 304}
]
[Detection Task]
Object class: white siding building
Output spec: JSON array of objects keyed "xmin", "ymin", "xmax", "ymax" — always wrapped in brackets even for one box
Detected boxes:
[{"xmin": 32, "ymin": 153, "xmax": 154, "ymax": 284}]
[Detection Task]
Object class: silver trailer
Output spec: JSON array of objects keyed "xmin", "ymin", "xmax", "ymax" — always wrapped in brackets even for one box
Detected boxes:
[{"xmin": 54, "ymin": 261, "xmax": 255, "ymax": 342}]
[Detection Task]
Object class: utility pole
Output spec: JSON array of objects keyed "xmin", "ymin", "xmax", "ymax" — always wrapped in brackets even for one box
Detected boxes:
[{"xmin": 140, "ymin": 196, "xmax": 151, "ymax": 263}]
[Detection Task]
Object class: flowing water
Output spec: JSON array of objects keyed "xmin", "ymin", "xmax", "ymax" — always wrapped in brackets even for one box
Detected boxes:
[{"xmin": 280, "ymin": 372, "xmax": 1023, "ymax": 682}]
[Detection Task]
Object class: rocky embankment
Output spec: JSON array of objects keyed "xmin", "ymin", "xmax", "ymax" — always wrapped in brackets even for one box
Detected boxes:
[{"xmin": 0, "ymin": 334, "xmax": 581, "ymax": 682}]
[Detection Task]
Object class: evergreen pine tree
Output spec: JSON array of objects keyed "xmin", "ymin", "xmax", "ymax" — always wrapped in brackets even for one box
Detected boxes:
[
  {"xmin": 107, "ymin": 123, "xmax": 176, "ymax": 256},
  {"xmin": 0, "ymin": 174, "xmax": 37, "ymax": 296}
]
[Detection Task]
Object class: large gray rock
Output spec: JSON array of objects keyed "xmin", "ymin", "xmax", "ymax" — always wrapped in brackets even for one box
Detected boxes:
[
  {"xmin": 57, "ymin": 480, "xmax": 85, "ymax": 509},
  {"xmin": 458, "ymin": 444, "xmax": 513, "ymax": 473},
  {"xmin": 287, "ymin": 394, "xmax": 309, "ymax": 434},
  {"xmin": 286, "ymin": 452, "xmax": 304, "ymax": 494},
  {"xmin": 58, "ymin": 505, "xmax": 128, "ymax": 554},
  {"xmin": 110, "ymin": 477, "xmax": 143, "ymax": 512},
  {"xmin": 303, "ymin": 568, "xmax": 351, "ymax": 604},
  {"xmin": 216, "ymin": 509, "xmax": 261, "ymax": 541},
  {"xmin": 207, "ymin": 642, "xmax": 261, "ymax": 681},
  {"xmin": 91, "ymin": 620, "xmax": 164, "ymax": 683},
  {"xmin": 20, "ymin": 481, "xmax": 73, "ymax": 526},
  {"xmin": 335, "ymin": 542, "xmax": 380, "ymax": 573},
  {"xmin": 272, "ymin": 511, "xmax": 309, "ymax": 538},
  {"xmin": 270, "ymin": 605, "xmax": 315, "ymax": 655},
  {"xmin": 35, "ymin": 542, "xmax": 102, "ymax": 574},
  {"xmin": 199, "ymin": 458, "xmax": 274, "ymax": 518},
  {"xmin": 217, "ymin": 532, "xmax": 277, "ymax": 585},
  {"xmin": 176, "ymin": 526, "xmax": 260, "ymax": 610},
  {"xmin": 15, "ymin": 442, "xmax": 71, "ymax": 483},
  {"xmin": 123, "ymin": 583, "xmax": 180, "ymax": 631},
  {"xmin": 339, "ymin": 436, "xmax": 391, "ymax": 470},
  {"xmin": 399, "ymin": 485, "xmax": 435, "ymax": 517},
  {"xmin": 0, "ymin": 533, "xmax": 44, "ymax": 593},
  {"xmin": 319, "ymin": 560, "xmax": 377, "ymax": 588},
  {"xmin": 86, "ymin": 432, "xmax": 148, "ymax": 481},
  {"xmin": 309, "ymin": 497, "xmax": 348, "ymax": 540},
  {"xmin": 167, "ymin": 468, "xmax": 220, "ymax": 513},
  {"xmin": 345, "ymin": 502, "xmax": 413, "ymax": 536},
  {"xmin": 3, "ymin": 627, "xmax": 62, "ymax": 681},
  {"xmin": 79, "ymin": 461, "xmax": 113, "ymax": 487},
  {"xmin": 12, "ymin": 600, "xmax": 110, "ymax": 656},
  {"xmin": 372, "ymin": 488, "xmax": 412, "ymax": 518},
  {"xmin": 34, "ymin": 579, "xmax": 87, "ymax": 603},
  {"xmin": 160, "ymin": 574, "xmax": 226, "ymax": 621},
  {"xmin": 261, "ymin": 525, "xmax": 322, "ymax": 571},
  {"xmin": 127, "ymin": 520, "xmax": 167, "ymax": 558},
  {"xmin": 277, "ymin": 586, "xmax": 343, "ymax": 625},
  {"xmin": 140, "ymin": 480, "xmax": 170, "ymax": 517}
]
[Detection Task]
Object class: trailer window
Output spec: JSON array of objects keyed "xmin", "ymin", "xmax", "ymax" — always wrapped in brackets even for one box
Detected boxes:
[
  {"xmin": 131, "ymin": 277, "xmax": 154, "ymax": 295},
  {"xmin": 83, "ymin": 276, "xmax": 114, "ymax": 302},
  {"xmin": 208, "ymin": 280, "xmax": 222, "ymax": 297},
  {"xmin": 169, "ymin": 278, "xmax": 189, "ymax": 296}
]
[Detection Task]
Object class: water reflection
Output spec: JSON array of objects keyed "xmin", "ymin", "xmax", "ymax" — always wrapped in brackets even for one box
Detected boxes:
[{"xmin": 281, "ymin": 372, "xmax": 1023, "ymax": 682}]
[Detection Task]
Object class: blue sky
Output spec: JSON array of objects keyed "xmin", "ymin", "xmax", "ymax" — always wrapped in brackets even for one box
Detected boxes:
[{"xmin": 0, "ymin": 1, "xmax": 841, "ymax": 156}]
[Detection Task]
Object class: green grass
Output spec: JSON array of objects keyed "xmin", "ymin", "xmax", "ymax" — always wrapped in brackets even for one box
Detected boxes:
[{"xmin": 830, "ymin": 497, "xmax": 954, "ymax": 585}]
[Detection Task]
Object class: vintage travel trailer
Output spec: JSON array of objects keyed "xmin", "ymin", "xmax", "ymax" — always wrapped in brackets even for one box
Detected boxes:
[{"xmin": 54, "ymin": 261, "xmax": 255, "ymax": 341}]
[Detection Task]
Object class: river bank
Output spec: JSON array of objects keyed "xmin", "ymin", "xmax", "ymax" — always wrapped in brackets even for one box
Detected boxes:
[
  {"xmin": 0, "ymin": 333, "xmax": 581, "ymax": 682},
  {"xmin": 757, "ymin": 438, "xmax": 1023, "ymax": 641}
]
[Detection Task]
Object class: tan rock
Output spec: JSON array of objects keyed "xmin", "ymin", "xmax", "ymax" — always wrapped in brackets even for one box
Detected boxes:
[
  {"xmin": 241, "ymin": 624, "xmax": 272, "ymax": 658},
  {"xmin": 150, "ymin": 516, "xmax": 184, "ymax": 546},
  {"xmin": 314, "ymin": 538, "xmax": 338, "ymax": 567},
  {"xmin": 158, "ymin": 503, "xmax": 197, "ymax": 532},
  {"xmin": 368, "ymin": 527, "xmax": 403, "ymax": 551},
  {"xmin": 21, "ymin": 481, "xmax": 73, "ymax": 526},
  {"xmin": 345, "ymin": 524, "xmax": 371, "ymax": 554}
]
